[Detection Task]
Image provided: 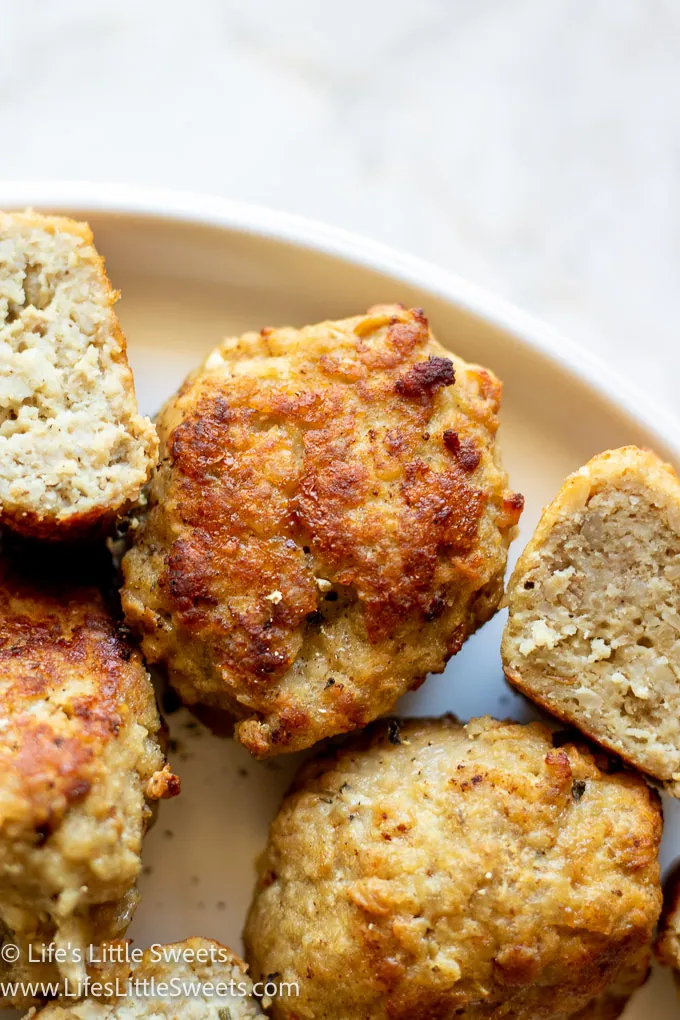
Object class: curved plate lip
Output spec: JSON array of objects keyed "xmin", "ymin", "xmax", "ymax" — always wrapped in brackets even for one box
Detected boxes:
[{"xmin": 1, "ymin": 179, "xmax": 677, "ymax": 460}]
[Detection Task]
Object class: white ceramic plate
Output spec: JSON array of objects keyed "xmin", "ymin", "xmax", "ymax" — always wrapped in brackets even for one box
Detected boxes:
[{"xmin": 1, "ymin": 183, "xmax": 678, "ymax": 1017}]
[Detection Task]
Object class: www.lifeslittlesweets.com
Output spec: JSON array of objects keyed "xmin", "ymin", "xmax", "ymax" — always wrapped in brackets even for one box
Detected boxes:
[{"xmin": 0, "ymin": 974, "xmax": 296, "ymax": 1002}]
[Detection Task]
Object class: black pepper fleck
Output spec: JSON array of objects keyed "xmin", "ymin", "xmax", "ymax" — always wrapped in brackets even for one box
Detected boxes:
[
  {"xmin": 388, "ymin": 720, "xmax": 402, "ymax": 745},
  {"xmin": 572, "ymin": 780, "xmax": 587, "ymax": 803}
]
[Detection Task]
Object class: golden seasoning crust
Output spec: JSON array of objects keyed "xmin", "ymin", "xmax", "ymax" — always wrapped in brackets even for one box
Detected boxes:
[
  {"xmin": 244, "ymin": 715, "xmax": 662, "ymax": 1020},
  {"xmin": 0, "ymin": 545, "xmax": 179, "ymax": 1009},
  {"xmin": 0, "ymin": 559, "xmax": 176, "ymax": 830},
  {"xmin": 502, "ymin": 446, "xmax": 680, "ymax": 794},
  {"xmin": 0, "ymin": 210, "xmax": 158, "ymax": 540},
  {"xmin": 121, "ymin": 306, "xmax": 522, "ymax": 756}
]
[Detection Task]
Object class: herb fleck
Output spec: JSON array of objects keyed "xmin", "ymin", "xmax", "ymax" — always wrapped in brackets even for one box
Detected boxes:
[
  {"xmin": 388, "ymin": 720, "xmax": 402, "ymax": 745},
  {"xmin": 572, "ymin": 780, "xmax": 587, "ymax": 802}
]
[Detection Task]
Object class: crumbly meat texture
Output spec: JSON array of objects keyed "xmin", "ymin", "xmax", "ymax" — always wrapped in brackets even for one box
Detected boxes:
[
  {"xmin": 502, "ymin": 446, "xmax": 680, "ymax": 795},
  {"xmin": 244, "ymin": 715, "xmax": 662, "ymax": 1020},
  {"xmin": 28, "ymin": 938, "xmax": 264, "ymax": 1019},
  {"xmin": 0, "ymin": 210, "xmax": 158, "ymax": 539},
  {"xmin": 0, "ymin": 544, "xmax": 179, "ymax": 1009},
  {"xmin": 121, "ymin": 306, "xmax": 522, "ymax": 756}
]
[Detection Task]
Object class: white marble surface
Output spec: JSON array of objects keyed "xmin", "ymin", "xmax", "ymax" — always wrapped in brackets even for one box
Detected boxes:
[{"xmin": 1, "ymin": 0, "xmax": 679, "ymax": 419}]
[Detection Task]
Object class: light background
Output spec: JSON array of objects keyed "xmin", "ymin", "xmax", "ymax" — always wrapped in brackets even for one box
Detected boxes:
[
  {"xmin": 0, "ymin": 4, "xmax": 679, "ymax": 1015},
  {"xmin": 1, "ymin": 0, "xmax": 678, "ymax": 421}
]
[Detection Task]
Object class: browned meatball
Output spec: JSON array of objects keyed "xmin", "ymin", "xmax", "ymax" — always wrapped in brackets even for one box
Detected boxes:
[
  {"xmin": 0, "ymin": 541, "xmax": 179, "ymax": 1008},
  {"xmin": 655, "ymin": 866, "xmax": 680, "ymax": 1003},
  {"xmin": 121, "ymin": 306, "xmax": 522, "ymax": 756},
  {"xmin": 244, "ymin": 716, "xmax": 662, "ymax": 1020}
]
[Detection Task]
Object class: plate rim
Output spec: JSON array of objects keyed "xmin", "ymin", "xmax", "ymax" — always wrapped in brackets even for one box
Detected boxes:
[
  {"xmin": 1, "ymin": 182, "xmax": 678, "ymax": 1012},
  {"xmin": 1, "ymin": 179, "xmax": 677, "ymax": 461}
]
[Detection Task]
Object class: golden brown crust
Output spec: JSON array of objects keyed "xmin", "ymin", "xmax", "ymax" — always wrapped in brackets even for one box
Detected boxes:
[
  {"xmin": 244, "ymin": 715, "xmax": 662, "ymax": 1020},
  {"xmin": 0, "ymin": 548, "xmax": 174, "ymax": 830},
  {"xmin": 121, "ymin": 306, "xmax": 521, "ymax": 756},
  {"xmin": 0, "ymin": 540, "xmax": 179, "ymax": 1008},
  {"xmin": 1, "ymin": 503, "xmax": 129, "ymax": 543}
]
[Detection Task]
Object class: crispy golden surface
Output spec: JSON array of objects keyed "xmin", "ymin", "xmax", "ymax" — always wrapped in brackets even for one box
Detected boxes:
[
  {"xmin": 121, "ymin": 307, "xmax": 521, "ymax": 755},
  {"xmin": 244, "ymin": 716, "xmax": 662, "ymax": 1020},
  {"xmin": 0, "ymin": 542, "xmax": 179, "ymax": 1008}
]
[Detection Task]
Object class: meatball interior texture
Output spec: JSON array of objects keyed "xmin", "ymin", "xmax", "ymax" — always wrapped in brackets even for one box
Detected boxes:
[
  {"xmin": 0, "ymin": 543, "xmax": 179, "ymax": 1008},
  {"xmin": 121, "ymin": 306, "xmax": 522, "ymax": 756},
  {"xmin": 29, "ymin": 937, "xmax": 265, "ymax": 1019},
  {"xmin": 502, "ymin": 446, "xmax": 680, "ymax": 795},
  {"xmin": 244, "ymin": 716, "xmax": 662, "ymax": 1020},
  {"xmin": 0, "ymin": 210, "xmax": 158, "ymax": 540}
]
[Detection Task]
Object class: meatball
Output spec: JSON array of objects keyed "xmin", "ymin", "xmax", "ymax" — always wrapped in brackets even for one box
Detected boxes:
[
  {"xmin": 28, "ymin": 938, "xmax": 264, "ymax": 1019},
  {"xmin": 502, "ymin": 446, "xmax": 680, "ymax": 795},
  {"xmin": 121, "ymin": 306, "xmax": 522, "ymax": 756},
  {"xmin": 0, "ymin": 210, "xmax": 158, "ymax": 539},
  {"xmin": 0, "ymin": 542, "xmax": 179, "ymax": 1009},
  {"xmin": 244, "ymin": 716, "xmax": 662, "ymax": 1020},
  {"xmin": 655, "ymin": 866, "xmax": 680, "ymax": 1001}
]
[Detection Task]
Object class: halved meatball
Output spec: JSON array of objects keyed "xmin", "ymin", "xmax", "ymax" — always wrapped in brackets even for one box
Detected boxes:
[
  {"xmin": 0, "ymin": 210, "xmax": 158, "ymax": 538},
  {"xmin": 502, "ymin": 446, "xmax": 680, "ymax": 795}
]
